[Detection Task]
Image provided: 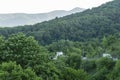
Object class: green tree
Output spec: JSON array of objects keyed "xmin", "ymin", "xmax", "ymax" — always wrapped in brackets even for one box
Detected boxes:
[
  {"xmin": 0, "ymin": 33, "xmax": 45, "ymax": 67},
  {"xmin": 107, "ymin": 60, "xmax": 120, "ymax": 80},
  {"xmin": 34, "ymin": 62, "xmax": 60, "ymax": 80},
  {"xmin": 95, "ymin": 57, "xmax": 114, "ymax": 70},
  {"xmin": 81, "ymin": 60, "xmax": 96, "ymax": 73},
  {"xmin": 66, "ymin": 54, "xmax": 82, "ymax": 69},
  {"xmin": 62, "ymin": 67, "xmax": 89, "ymax": 80},
  {"xmin": 0, "ymin": 36, "xmax": 5, "ymax": 62},
  {"xmin": 92, "ymin": 57, "xmax": 115, "ymax": 80},
  {"xmin": 0, "ymin": 61, "xmax": 41, "ymax": 80},
  {"xmin": 92, "ymin": 67, "xmax": 109, "ymax": 80}
]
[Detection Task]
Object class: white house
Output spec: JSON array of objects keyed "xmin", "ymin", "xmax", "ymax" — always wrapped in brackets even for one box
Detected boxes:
[
  {"xmin": 53, "ymin": 52, "xmax": 64, "ymax": 60},
  {"xmin": 103, "ymin": 53, "xmax": 112, "ymax": 58},
  {"xmin": 113, "ymin": 58, "xmax": 118, "ymax": 61},
  {"xmin": 81, "ymin": 56, "xmax": 87, "ymax": 60}
]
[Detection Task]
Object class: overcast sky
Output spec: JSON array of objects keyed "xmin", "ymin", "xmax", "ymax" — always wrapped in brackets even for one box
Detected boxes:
[{"xmin": 0, "ymin": 0, "xmax": 112, "ymax": 14}]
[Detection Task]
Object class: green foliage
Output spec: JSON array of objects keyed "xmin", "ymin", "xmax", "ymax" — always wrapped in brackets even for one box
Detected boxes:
[
  {"xmin": 81, "ymin": 60, "xmax": 96, "ymax": 73},
  {"xmin": 0, "ymin": 32, "xmax": 120, "ymax": 79},
  {"xmin": 46, "ymin": 40, "xmax": 82, "ymax": 55},
  {"xmin": 0, "ymin": 61, "xmax": 41, "ymax": 80},
  {"xmin": 0, "ymin": 0, "xmax": 120, "ymax": 79},
  {"xmin": 92, "ymin": 67, "xmax": 109, "ymax": 80},
  {"xmin": 96, "ymin": 57, "xmax": 115, "ymax": 70},
  {"xmin": 34, "ymin": 62, "xmax": 60, "ymax": 80},
  {"xmin": 0, "ymin": 0, "xmax": 120, "ymax": 45},
  {"xmin": 107, "ymin": 60, "xmax": 120, "ymax": 80},
  {"xmin": 62, "ymin": 67, "xmax": 89, "ymax": 80},
  {"xmin": 46, "ymin": 40, "xmax": 74, "ymax": 52},
  {"xmin": 0, "ymin": 36, "xmax": 5, "ymax": 50},
  {"xmin": 0, "ymin": 36, "xmax": 5, "ymax": 61},
  {"xmin": 0, "ymin": 33, "xmax": 49, "ymax": 68},
  {"xmin": 0, "ymin": 31, "xmax": 120, "ymax": 80},
  {"xmin": 66, "ymin": 54, "xmax": 82, "ymax": 69}
]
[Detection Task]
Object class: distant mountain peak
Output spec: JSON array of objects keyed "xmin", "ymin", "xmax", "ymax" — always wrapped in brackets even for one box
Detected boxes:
[
  {"xmin": 71, "ymin": 7, "xmax": 84, "ymax": 10},
  {"xmin": 71, "ymin": 7, "xmax": 84, "ymax": 11}
]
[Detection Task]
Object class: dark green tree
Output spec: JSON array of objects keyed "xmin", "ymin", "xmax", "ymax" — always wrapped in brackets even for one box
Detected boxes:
[
  {"xmin": 62, "ymin": 67, "xmax": 89, "ymax": 80},
  {"xmin": 66, "ymin": 54, "xmax": 82, "ymax": 69}
]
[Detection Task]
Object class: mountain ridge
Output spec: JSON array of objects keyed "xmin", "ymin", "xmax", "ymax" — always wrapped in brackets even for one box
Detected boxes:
[{"xmin": 0, "ymin": 7, "xmax": 85, "ymax": 27}]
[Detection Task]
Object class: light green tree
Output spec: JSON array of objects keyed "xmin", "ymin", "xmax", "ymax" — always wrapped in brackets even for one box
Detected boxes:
[
  {"xmin": 0, "ymin": 61, "xmax": 41, "ymax": 80},
  {"xmin": 0, "ymin": 33, "xmax": 45, "ymax": 67}
]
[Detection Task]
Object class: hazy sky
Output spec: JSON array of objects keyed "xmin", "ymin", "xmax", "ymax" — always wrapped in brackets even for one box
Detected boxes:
[{"xmin": 0, "ymin": 0, "xmax": 112, "ymax": 13}]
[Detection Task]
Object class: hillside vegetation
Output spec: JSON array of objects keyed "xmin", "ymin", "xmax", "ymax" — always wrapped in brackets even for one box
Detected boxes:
[
  {"xmin": 0, "ymin": 0, "xmax": 120, "ymax": 79},
  {"xmin": 0, "ymin": 0, "xmax": 120, "ymax": 45}
]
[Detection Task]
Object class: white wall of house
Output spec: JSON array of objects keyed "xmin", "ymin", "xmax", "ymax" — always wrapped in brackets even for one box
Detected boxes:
[
  {"xmin": 103, "ymin": 53, "xmax": 112, "ymax": 58},
  {"xmin": 53, "ymin": 52, "xmax": 63, "ymax": 60}
]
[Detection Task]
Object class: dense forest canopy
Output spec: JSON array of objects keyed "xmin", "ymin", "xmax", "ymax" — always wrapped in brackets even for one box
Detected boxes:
[
  {"xmin": 0, "ymin": 0, "xmax": 120, "ymax": 45},
  {"xmin": 0, "ymin": 0, "xmax": 120, "ymax": 79},
  {"xmin": 0, "ymin": 32, "xmax": 120, "ymax": 80}
]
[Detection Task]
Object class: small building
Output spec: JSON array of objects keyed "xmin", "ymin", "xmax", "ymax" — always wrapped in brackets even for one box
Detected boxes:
[
  {"xmin": 53, "ymin": 52, "xmax": 64, "ymax": 60},
  {"xmin": 103, "ymin": 53, "xmax": 112, "ymax": 58},
  {"xmin": 113, "ymin": 58, "xmax": 118, "ymax": 61},
  {"xmin": 56, "ymin": 52, "xmax": 63, "ymax": 56},
  {"xmin": 81, "ymin": 56, "xmax": 87, "ymax": 60}
]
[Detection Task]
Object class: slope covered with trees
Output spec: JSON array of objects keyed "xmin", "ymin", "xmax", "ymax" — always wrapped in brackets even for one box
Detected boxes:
[
  {"xmin": 1, "ymin": 1, "xmax": 120, "ymax": 79},
  {"xmin": 0, "ymin": 0, "xmax": 120, "ymax": 45},
  {"xmin": 0, "ymin": 33, "xmax": 120, "ymax": 80}
]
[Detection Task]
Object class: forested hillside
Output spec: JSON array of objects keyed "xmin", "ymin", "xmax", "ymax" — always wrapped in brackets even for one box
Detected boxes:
[
  {"xmin": 0, "ymin": 0, "xmax": 120, "ymax": 79},
  {"xmin": 0, "ymin": 0, "xmax": 120, "ymax": 45},
  {"xmin": 0, "ymin": 32, "xmax": 120, "ymax": 80}
]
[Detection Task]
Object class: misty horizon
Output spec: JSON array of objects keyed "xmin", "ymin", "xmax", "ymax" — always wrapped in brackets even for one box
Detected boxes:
[{"xmin": 0, "ymin": 0, "xmax": 112, "ymax": 14}]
